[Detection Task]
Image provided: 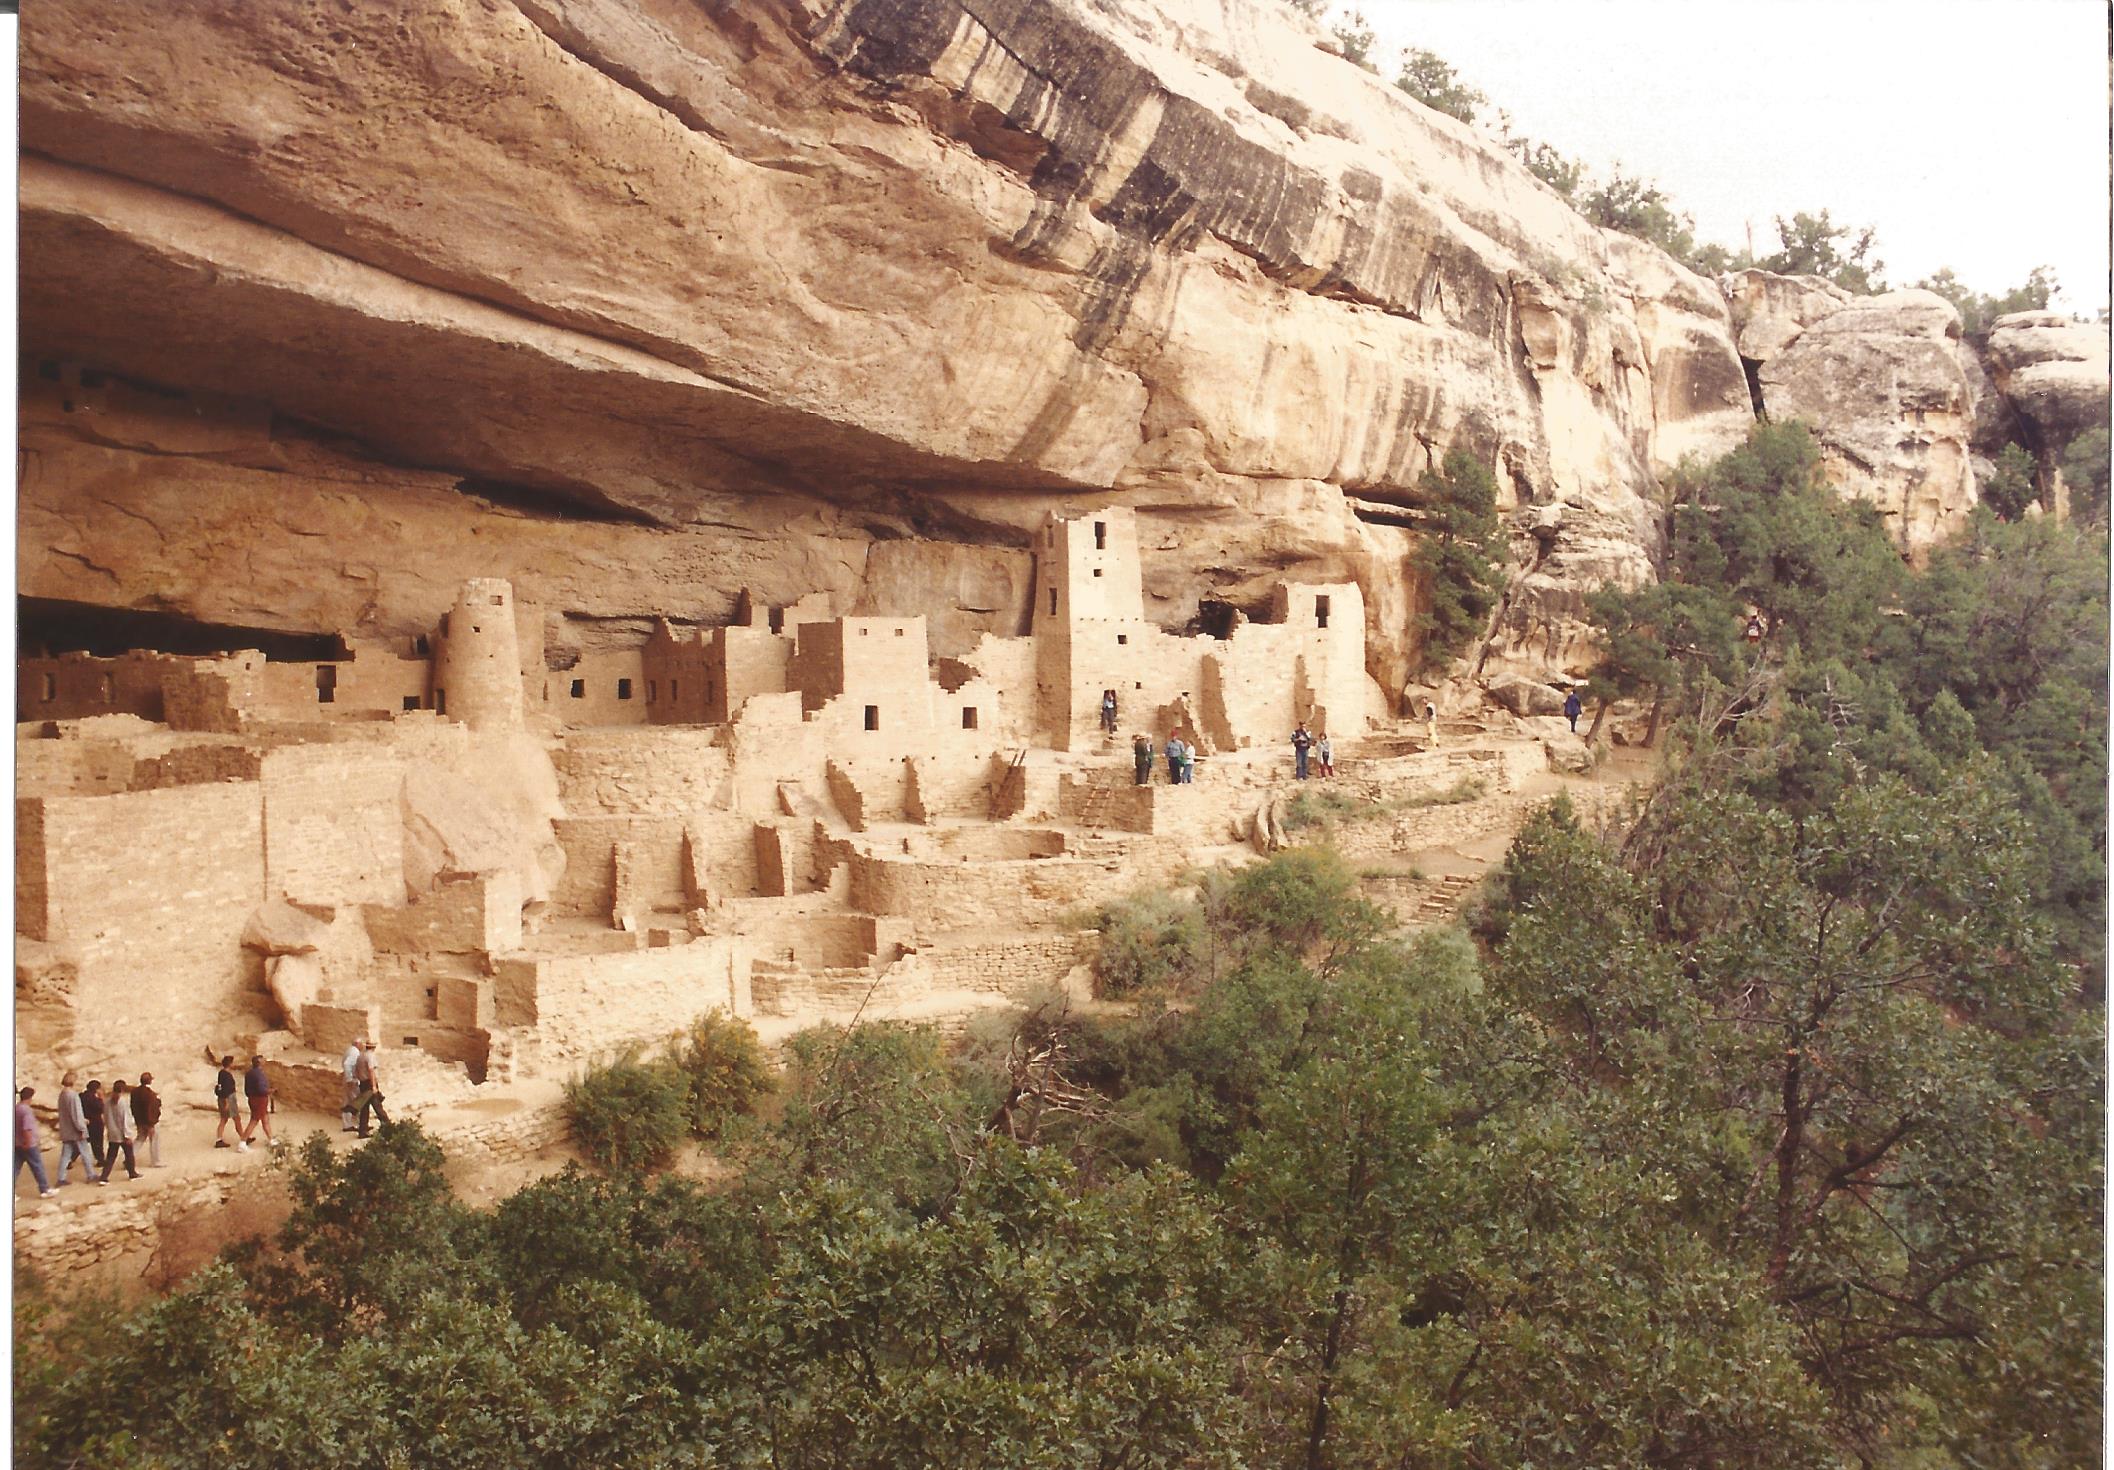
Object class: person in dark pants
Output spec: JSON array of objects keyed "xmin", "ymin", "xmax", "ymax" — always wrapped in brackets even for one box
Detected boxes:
[
  {"xmin": 15, "ymin": 1087, "xmax": 53, "ymax": 1197},
  {"xmin": 98, "ymin": 1080, "xmax": 140, "ymax": 1182},
  {"xmin": 1164, "ymin": 732, "xmax": 1185, "ymax": 785},
  {"xmin": 81, "ymin": 1080, "xmax": 107, "ymax": 1172},
  {"xmin": 1563, "ymin": 689, "xmax": 1583, "ymax": 733},
  {"xmin": 352, "ymin": 1042, "xmax": 391, "ymax": 1137},
  {"xmin": 1100, "ymin": 689, "xmax": 1119, "ymax": 734},
  {"xmin": 132, "ymin": 1073, "xmax": 164, "ymax": 1168},
  {"xmin": 1132, "ymin": 733, "xmax": 1154, "ymax": 786},
  {"xmin": 205, "ymin": 1050, "xmax": 241, "ymax": 1148},
  {"xmin": 1292, "ymin": 723, "xmax": 1314, "ymax": 780}
]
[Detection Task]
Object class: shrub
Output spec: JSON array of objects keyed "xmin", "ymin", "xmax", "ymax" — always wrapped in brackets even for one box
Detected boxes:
[
  {"xmin": 669, "ymin": 1011, "xmax": 772, "ymax": 1140},
  {"xmin": 1093, "ymin": 890, "xmax": 1209, "ymax": 996},
  {"xmin": 565, "ymin": 1051, "xmax": 690, "ymax": 1178}
]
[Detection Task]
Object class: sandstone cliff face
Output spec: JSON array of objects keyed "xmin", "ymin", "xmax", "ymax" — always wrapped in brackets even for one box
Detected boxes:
[
  {"xmin": 21, "ymin": 0, "xmax": 1759, "ymax": 698},
  {"xmin": 1727, "ymin": 270, "xmax": 1979, "ymax": 555},
  {"xmin": 1983, "ymin": 312, "xmax": 2112, "ymax": 509}
]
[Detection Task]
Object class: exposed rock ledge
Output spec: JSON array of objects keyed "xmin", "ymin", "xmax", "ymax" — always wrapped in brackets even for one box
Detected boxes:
[{"xmin": 20, "ymin": 0, "xmax": 1755, "ymax": 697}]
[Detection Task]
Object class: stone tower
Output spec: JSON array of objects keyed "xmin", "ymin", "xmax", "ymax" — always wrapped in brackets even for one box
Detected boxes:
[{"xmin": 433, "ymin": 578, "xmax": 525, "ymax": 731}]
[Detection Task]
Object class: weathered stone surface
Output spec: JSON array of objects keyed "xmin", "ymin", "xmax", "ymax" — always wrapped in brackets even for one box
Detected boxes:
[
  {"xmin": 1741, "ymin": 275, "xmax": 1979, "ymax": 553},
  {"xmin": 400, "ymin": 735, "xmax": 566, "ymax": 906},
  {"xmin": 1486, "ymin": 673, "xmax": 1567, "ymax": 717},
  {"xmin": 1984, "ymin": 311, "xmax": 2111, "ymax": 456},
  {"xmin": 241, "ymin": 902, "xmax": 329, "ymax": 957},
  {"xmin": 18, "ymin": 0, "xmax": 1759, "ymax": 693}
]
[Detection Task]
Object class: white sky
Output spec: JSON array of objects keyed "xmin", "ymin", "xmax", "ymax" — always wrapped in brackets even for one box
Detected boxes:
[{"xmin": 1360, "ymin": 0, "xmax": 2112, "ymax": 310}]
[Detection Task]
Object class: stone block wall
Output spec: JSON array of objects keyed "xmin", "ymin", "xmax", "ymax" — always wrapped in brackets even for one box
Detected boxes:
[
  {"xmin": 553, "ymin": 729, "xmax": 731, "ymax": 815},
  {"xmin": 21, "ymin": 782, "xmax": 266, "ymax": 1050},
  {"xmin": 260, "ymin": 745, "xmax": 406, "ymax": 905},
  {"xmin": 516, "ymin": 937, "xmax": 755, "ymax": 1061}
]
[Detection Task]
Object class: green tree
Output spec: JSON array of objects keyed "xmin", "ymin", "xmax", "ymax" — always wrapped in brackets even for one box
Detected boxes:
[
  {"xmin": 1412, "ymin": 447, "xmax": 1508, "ymax": 669},
  {"xmin": 1757, "ymin": 210, "xmax": 1885, "ymax": 293},
  {"xmin": 723, "ymin": 1145, "xmax": 1245, "ymax": 1469},
  {"xmin": 564, "ymin": 1049, "xmax": 692, "ymax": 1178},
  {"xmin": 1394, "ymin": 48, "xmax": 1484, "ymax": 124},
  {"xmin": 1911, "ymin": 264, "xmax": 2057, "ymax": 336},
  {"xmin": 1488, "ymin": 773, "xmax": 2089, "ymax": 1454},
  {"xmin": 1979, "ymin": 441, "xmax": 2040, "ymax": 520},
  {"xmin": 668, "ymin": 1010, "xmax": 772, "ymax": 1139},
  {"xmin": 2060, "ymin": 424, "xmax": 2109, "ymax": 525},
  {"xmin": 1329, "ymin": 10, "xmax": 1376, "ymax": 70}
]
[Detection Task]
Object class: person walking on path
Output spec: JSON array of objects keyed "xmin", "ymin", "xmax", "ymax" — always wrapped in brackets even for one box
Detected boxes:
[
  {"xmin": 204, "ymin": 1050, "xmax": 240, "ymax": 1148},
  {"xmin": 82, "ymin": 1081, "xmax": 107, "ymax": 1173},
  {"xmin": 1563, "ymin": 689, "xmax": 1583, "ymax": 734},
  {"xmin": 352, "ymin": 1042, "xmax": 392, "ymax": 1138},
  {"xmin": 1132, "ymin": 733, "xmax": 1154, "ymax": 786},
  {"xmin": 55, "ymin": 1073, "xmax": 99, "ymax": 1187},
  {"xmin": 1100, "ymin": 689, "xmax": 1119, "ymax": 735},
  {"xmin": 98, "ymin": 1081, "xmax": 139, "ymax": 1182},
  {"xmin": 238, "ymin": 1055, "xmax": 275, "ymax": 1149},
  {"xmin": 1424, "ymin": 700, "xmax": 1438, "ymax": 748},
  {"xmin": 132, "ymin": 1073, "xmax": 165, "ymax": 1168},
  {"xmin": 1292, "ymin": 723, "xmax": 1314, "ymax": 781},
  {"xmin": 340, "ymin": 1040, "xmax": 362, "ymax": 1133},
  {"xmin": 1317, "ymin": 733, "xmax": 1334, "ymax": 778},
  {"xmin": 15, "ymin": 1087, "xmax": 54, "ymax": 1197}
]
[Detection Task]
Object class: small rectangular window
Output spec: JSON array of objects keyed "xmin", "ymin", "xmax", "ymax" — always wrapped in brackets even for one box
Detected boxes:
[
  {"xmin": 40, "ymin": 673, "xmax": 54, "ymax": 701},
  {"xmin": 648, "ymin": 680, "xmax": 658, "ymax": 703},
  {"xmin": 618, "ymin": 678, "xmax": 633, "ymax": 700},
  {"xmin": 1315, "ymin": 594, "xmax": 1332, "ymax": 630},
  {"xmin": 490, "ymin": 594, "xmax": 505, "ymax": 606},
  {"xmin": 101, "ymin": 674, "xmax": 115, "ymax": 705},
  {"xmin": 570, "ymin": 679, "xmax": 585, "ymax": 699},
  {"xmin": 1049, "ymin": 588, "xmax": 1058, "ymax": 615},
  {"xmin": 962, "ymin": 707, "xmax": 979, "ymax": 730},
  {"xmin": 859, "ymin": 627, "xmax": 869, "ymax": 637},
  {"xmin": 894, "ymin": 627, "xmax": 905, "ymax": 637},
  {"xmin": 317, "ymin": 665, "xmax": 338, "ymax": 704},
  {"xmin": 671, "ymin": 680, "xmax": 679, "ymax": 701},
  {"xmin": 435, "ymin": 689, "xmax": 447, "ymax": 716},
  {"xmin": 1094, "ymin": 520, "xmax": 1107, "ymax": 550},
  {"xmin": 1117, "ymin": 634, "xmax": 1128, "ymax": 646},
  {"xmin": 768, "ymin": 608, "xmax": 785, "ymax": 634},
  {"xmin": 1093, "ymin": 568, "xmax": 1104, "ymax": 578},
  {"xmin": 864, "ymin": 705, "xmax": 880, "ymax": 731},
  {"xmin": 402, "ymin": 696, "xmax": 421, "ymax": 711}
]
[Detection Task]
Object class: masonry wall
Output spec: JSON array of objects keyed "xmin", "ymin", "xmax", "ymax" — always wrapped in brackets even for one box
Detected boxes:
[
  {"xmin": 16, "ymin": 651, "xmax": 175, "ymax": 722},
  {"xmin": 365, "ymin": 872, "xmax": 522, "ymax": 954},
  {"xmin": 251, "ymin": 651, "xmax": 429, "ymax": 723},
  {"xmin": 845, "ymin": 849, "xmax": 1133, "ymax": 929},
  {"xmin": 502, "ymin": 937, "xmax": 755, "ymax": 1063},
  {"xmin": 25, "ymin": 782, "xmax": 267, "ymax": 1049},
  {"xmin": 553, "ymin": 729, "xmax": 731, "ymax": 815},
  {"xmin": 538, "ymin": 649, "xmax": 647, "ymax": 727},
  {"xmin": 260, "ymin": 745, "xmax": 406, "ymax": 905}
]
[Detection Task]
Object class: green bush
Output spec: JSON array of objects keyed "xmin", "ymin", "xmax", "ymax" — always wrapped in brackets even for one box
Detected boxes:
[
  {"xmin": 1092, "ymin": 890, "xmax": 1209, "ymax": 996},
  {"xmin": 669, "ymin": 1011, "xmax": 772, "ymax": 1140},
  {"xmin": 565, "ymin": 1051, "xmax": 690, "ymax": 1178}
]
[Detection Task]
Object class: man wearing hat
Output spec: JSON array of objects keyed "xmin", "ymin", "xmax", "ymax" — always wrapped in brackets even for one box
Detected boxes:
[{"xmin": 341, "ymin": 1038, "xmax": 363, "ymax": 1133}]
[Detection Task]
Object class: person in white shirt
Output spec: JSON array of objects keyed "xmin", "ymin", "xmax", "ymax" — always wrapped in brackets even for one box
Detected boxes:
[{"xmin": 341, "ymin": 1040, "xmax": 363, "ymax": 1133}]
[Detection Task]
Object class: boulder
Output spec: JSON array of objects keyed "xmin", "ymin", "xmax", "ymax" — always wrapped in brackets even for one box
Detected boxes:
[
  {"xmin": 1984, "ymin": 312, "xmax": 2111, "ymax": 454},
  {"xmin": 242, "ymin": 901, "xmax": 330, "ymax": 957},
  {"xmin": 265, "ymin": 952, "xmax": 325, "ymax": 1027},
  {"xmin": 1751, "ymin": 282, "xmax": 1978, "ymax": 555},
  {"xmin": 1487, "ymin": 673, "xmax": 1568, "ymax": 717}
]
